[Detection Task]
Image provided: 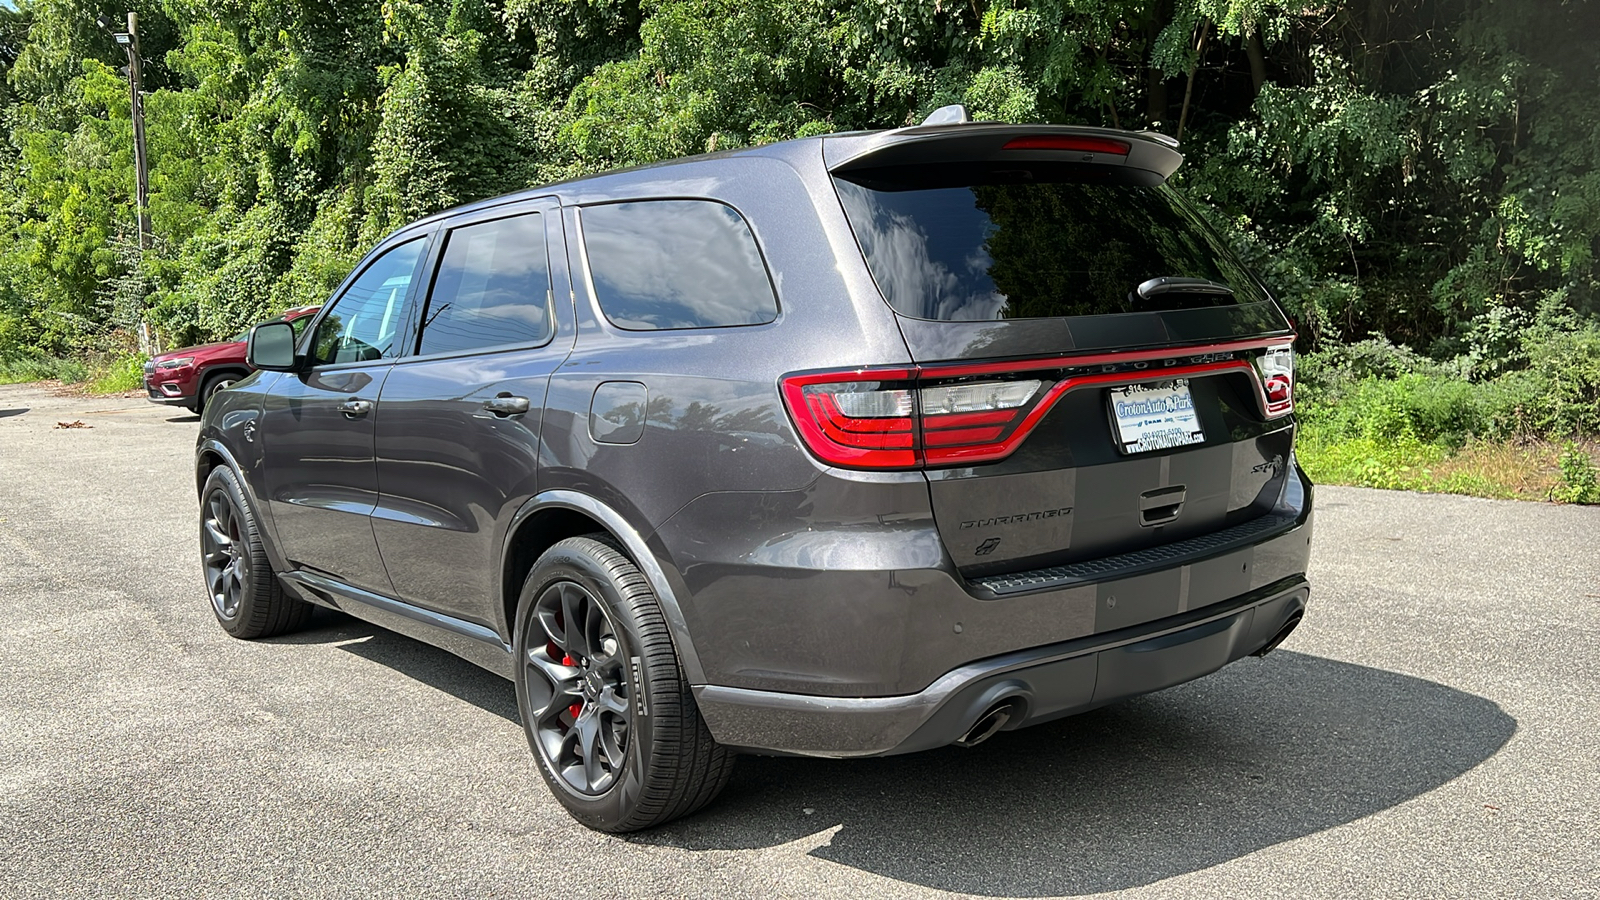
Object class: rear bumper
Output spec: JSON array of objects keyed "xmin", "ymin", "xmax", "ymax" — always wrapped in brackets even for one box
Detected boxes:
[{"xmin": 695, "ymin": 576, "xmax": 1306, "ymax": 757}]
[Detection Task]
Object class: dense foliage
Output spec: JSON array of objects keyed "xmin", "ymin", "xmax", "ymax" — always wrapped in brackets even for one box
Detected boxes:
[{"xmin": 1, "ymin": 0, "xmax": 1597, "ymax": 384}]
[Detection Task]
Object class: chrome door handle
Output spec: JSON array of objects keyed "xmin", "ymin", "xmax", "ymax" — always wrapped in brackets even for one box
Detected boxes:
[
  {"xmin": 482, "ymin": 394, "xmax": 531, "ymax": 417},
  {"xmin": 338, "ymin": 399, "xmax": 373, "ymax": 418}
]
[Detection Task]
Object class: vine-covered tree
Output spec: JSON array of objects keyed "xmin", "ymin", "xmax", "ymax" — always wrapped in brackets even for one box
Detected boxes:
[{"xmin": 0, "ymin": 0, "xmax": 1595, "ymax": 366}]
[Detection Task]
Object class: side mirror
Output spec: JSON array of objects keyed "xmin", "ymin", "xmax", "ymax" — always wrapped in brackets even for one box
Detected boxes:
[{"xmin": 247, "ymin": 321, "xmax": 299, "ymax": 371}]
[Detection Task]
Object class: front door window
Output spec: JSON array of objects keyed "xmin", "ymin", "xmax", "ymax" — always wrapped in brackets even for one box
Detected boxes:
[{"xmin": 308, "ymin": 239, "xmax": 426, "ymax": 366}]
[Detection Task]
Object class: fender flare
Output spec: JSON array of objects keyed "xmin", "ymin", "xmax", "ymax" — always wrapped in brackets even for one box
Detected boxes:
[
  {"xmin": 196, "ymin": 437, "xmax": 291, "ymax": 576},
  {"xmin": 503, "ymin": 490, "xmax": 706, "ymax": 684}
]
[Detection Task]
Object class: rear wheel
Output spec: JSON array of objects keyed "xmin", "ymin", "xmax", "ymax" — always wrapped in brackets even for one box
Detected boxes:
[
  {"xmin": 200, "ymin": 466, "xmax": 312, "ymax": 638},
  {"xmin": 513, "ymin": 536, "xmax": 734, "ymax": 832}
]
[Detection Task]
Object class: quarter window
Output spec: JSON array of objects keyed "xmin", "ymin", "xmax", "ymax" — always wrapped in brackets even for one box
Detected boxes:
[
  {"xmin": 581, "ymin": 200, "xmax": 778, "ymax": 330},
  {"xmin": 419, "ymin": 213, "xmax": 553, "ymax": 356},
  {"xmin": 309, "ymin": 239, "xmax": 425, "ymax": 366}
]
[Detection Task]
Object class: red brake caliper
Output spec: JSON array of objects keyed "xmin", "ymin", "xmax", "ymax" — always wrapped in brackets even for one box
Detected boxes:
[{"xmin": 558, "ymin": 647, "xmax": 582, "ymax": 719}]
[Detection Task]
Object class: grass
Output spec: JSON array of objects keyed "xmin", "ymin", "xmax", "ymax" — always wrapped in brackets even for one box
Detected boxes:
[
  {"xmin": 0, "ymin": 351, "xmax": 144, "ymax": 394},
  {"xmin": 1297, "ymin": 424, "xmax": 1600, "ymax": 503}
]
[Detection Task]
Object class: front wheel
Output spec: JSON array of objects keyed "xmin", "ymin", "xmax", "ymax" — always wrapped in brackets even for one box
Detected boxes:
[
  {"xmin": 200, "ymin": 466, "xmax": 312, "ymax": 638},
  {"xmin": 513, "ymin": 536, "xmax": 734, "ymax": 832},
  {"xmin": 196, "ymin": 372, "xmax": 240, "ymax": 414}
]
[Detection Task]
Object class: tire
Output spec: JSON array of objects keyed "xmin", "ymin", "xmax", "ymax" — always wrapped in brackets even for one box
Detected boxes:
[
  {"xmin": 513, "ymin": 536, "xmax": 735, "ymax": 832},
  {"xmin": 196, "ymin": 371, "xmax": 241, "ymax": 415},
  {"xmin": 200, "ymin": 466, "xmax": 313, "ymax": 639}
]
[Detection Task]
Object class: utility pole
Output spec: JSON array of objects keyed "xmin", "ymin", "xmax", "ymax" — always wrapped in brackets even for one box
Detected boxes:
[
  {"xmin": 109, "ymin": 12, "xmax": 151, "ymax": 251},
  {"xmin": 98, "ymin": 12, "xmax": 154, "ymax": 352}
]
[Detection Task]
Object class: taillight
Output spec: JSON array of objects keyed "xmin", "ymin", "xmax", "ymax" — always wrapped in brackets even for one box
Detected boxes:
[
  {"xmin": 783, "ymin": 370, "xmax": 920, "ymax": 468},
  {"xmin": 920, "ymin": 380, "xmax": 1041, "ymax": 462},
  {"xmin": 783, "ymin": 339, "xmax": 1296, "ymax": 470},
  {"xmin": 1257, "ymin": 344, "xmax": 1294, "ymax": 417},
  {"xmin": 781, "ymin": 371, "xmax": 1046, "ymax": 469}
]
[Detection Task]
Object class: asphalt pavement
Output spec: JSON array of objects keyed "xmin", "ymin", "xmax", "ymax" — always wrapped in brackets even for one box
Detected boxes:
[{"xmin": 1, "ymin": 382, "xmax": 1596, "ymax": 899}]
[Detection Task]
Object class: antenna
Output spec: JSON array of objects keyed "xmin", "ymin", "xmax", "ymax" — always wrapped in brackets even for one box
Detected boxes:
[{"xmin": 920, "ymin": 105, "xmax": 970, "ymax": 126}]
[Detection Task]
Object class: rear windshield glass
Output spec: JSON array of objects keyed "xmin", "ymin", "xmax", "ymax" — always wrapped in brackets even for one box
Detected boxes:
[{"xmin": 834, "ymin": 163, "xmax": 1267, "ymax": 321}]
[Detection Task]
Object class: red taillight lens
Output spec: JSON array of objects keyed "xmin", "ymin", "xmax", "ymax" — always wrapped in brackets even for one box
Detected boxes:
[
  {"xmin": 1257, "ymin": 344, "xmax": 1294, "ymax": 417},
  {"xmin": 781, "ymin": 371, "xmax": 1045, "ymax": 469},
  {"xmin": 783, "ymin": 371, "xmax": 920, "ymax": 468},
  {"xmin": 1002, "ymin": 135, "xmax": 1131, "ymax": 155}
]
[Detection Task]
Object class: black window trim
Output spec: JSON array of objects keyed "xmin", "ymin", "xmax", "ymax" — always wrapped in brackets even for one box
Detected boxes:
[
  {"xmin": 298, "ymin": 230, "xmax": 435, "ymax": 371},
  {"xmin": 401, "ymin": 199, "xmax": 563, "ymax": 364},
  {"xmin": 574, "ymin": 196, "xmax": 783, "ymax": 335}
]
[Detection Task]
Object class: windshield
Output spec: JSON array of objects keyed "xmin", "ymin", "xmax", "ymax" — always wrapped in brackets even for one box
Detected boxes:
[
  {"xmin": 233, "ymin": 314, "xmax": 313, "ymax": 344},
  {"xmin": 834, "ymin": 163, "xmax": 1268, "ymax": 321}
]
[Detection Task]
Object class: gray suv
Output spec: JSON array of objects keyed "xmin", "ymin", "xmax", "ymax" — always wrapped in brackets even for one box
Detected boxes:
[{"xmin": 197, "ymin": 111, "xmax": 1313, "ymax": 832}]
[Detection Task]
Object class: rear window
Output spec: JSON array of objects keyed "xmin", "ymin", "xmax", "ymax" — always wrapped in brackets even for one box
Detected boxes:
[
  {"xmin": 834, "ymin": 163, "xmax": 1268, "ymax": 321},
  {"xmin": 580, "ymin": 200, "xmax": 778, "ymax": 330}
]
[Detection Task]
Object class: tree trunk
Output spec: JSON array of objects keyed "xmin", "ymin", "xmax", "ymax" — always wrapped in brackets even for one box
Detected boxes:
[
  {"xmin": 1176, "ymin": 19, "xmax": 1210, "ymax": 143},
  {"xmin": 1246, "ymin": 29, "xmax": 1267, "ymax": 95}
]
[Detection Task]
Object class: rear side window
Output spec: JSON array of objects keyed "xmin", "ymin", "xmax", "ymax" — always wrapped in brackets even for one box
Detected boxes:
[
  {"xmin": 834, "ymin": 164, "xmax": 1268, "ymax": 321},
  {"xmin": 580, "ymin": 200, "xmax": 778, "ymax": 330},
  {"xmin": 419, "ymin": 213, "xmax": 552, "ymax": 356}
]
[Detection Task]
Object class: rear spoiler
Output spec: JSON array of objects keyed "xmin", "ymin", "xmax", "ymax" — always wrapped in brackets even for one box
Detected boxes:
[{"xmin": 823, "ymin": 117, "xmax": 1184, "ymax": 182}]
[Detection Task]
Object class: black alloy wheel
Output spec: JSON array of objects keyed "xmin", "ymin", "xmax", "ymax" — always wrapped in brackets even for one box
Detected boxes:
[
  {"xmin": 199, "ymin": 466, "xmax": 313, "ymax": 639},
  {"xmin": 202, "ymin": 487, "xmax": 248, "ymax": 622},
  {"xmin": 513, "ymin": 537, "xmax": 734, "ymax": 831},
  {"xmin": 525, "ymin": 580, "xmax": 633, "ymax": 795}
]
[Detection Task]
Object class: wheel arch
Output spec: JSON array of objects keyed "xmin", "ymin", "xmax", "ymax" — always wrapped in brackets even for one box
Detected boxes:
[
  {"xmin": 501, "ymin": 491, "xmax": 705, "ymax": 684},
  {"xmin": 196, "ymin": 438, "xmax": 290, "ymax": 576}
]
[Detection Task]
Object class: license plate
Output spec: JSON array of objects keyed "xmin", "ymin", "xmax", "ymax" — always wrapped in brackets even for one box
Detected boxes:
[{"xmin": 1108, "ymin": 380, "xmax": 1205, "ymax": 454}]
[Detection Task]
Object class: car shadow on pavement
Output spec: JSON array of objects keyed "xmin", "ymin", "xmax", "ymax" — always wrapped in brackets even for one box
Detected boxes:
[
  {"xmin": 0, "ymin": 407, "xmax": 27, "ymax": 418},
  {"xmin": 632, "ymin": 650, "xmax": 1515, "ymax": 897},
  {"xmin": 269, "ymin": 608, "xmax": 521, "ymax": 723},
  {"xmin": 166, "ymin": 414, "xmax": 201, "ymax": 422}
]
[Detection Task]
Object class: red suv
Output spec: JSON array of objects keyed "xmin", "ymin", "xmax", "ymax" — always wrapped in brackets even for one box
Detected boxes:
[{"xmin": 144, "ymin": 306, "xmax": 319, "ymax": 413}]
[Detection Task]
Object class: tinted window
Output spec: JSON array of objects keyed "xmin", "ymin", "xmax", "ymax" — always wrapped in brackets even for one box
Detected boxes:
[
  {"xmin": 309, "ymin": 239, "xmax": 424, "ymax": 365},
  {"xmin": 419, "ymin": 214, "xmax": 552, "ymax": 356},
  {"xmin": 834, "ymin": 164, "xmax": 1266, "ymax": 321},
  {"xmin": 581, "ymin": 200, "xmax": 777, "ymax": 330}
]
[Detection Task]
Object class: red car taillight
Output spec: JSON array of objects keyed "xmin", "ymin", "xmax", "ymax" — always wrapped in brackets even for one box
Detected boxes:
[
  {"xmin": 783, "ymin": 339, "xmax": 1296, "ymax": 470},
  {"xmin": 782, "ymin": 372, "xmax": 1047, "ymax": 469},
  {"xmin": 1256, "ymin": 344, "xmax": 1294, "ymax": 418}
]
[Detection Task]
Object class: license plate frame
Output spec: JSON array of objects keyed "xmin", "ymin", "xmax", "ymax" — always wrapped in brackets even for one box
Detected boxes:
[{"xmin": 1108, "ymin": 379, "xmax": 1206, "ymax": 455}]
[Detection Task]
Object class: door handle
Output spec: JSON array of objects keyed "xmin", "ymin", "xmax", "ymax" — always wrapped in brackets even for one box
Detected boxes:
[
  {"xmin": 338, "ymin": 399, "xmax": 373, "ymax": 418},
  {"xmin": 482, "ymin": 393, "xmax": 531, "ymax": 417}
]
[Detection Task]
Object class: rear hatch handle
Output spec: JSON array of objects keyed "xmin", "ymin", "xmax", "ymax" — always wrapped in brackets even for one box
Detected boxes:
[{"xmin": 1139, "ymin": 485, "xmax": 1186, "ymax": 527}]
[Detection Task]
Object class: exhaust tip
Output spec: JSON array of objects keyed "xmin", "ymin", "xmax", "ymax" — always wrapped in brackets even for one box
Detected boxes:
[
  {"xmin": 1252, "ymin": 614, "xmax": 1303, "ymax": 657},
  {"xmin": 954, "ymin": 700, "xmax": 1018, "ymax": 748}
]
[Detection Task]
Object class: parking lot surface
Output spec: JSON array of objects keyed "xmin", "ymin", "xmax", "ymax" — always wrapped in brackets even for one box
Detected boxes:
[{"xmin": 1, "ymin": 382, "xmax": 1597, "ymax": 899}]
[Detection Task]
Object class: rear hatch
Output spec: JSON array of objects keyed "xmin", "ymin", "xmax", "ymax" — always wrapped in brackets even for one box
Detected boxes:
[{"xmin": 816, "ymin": 125, "xmax": 1297, "ymax": 586}]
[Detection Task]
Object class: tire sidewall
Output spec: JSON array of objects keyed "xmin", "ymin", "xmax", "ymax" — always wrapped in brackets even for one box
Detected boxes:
[{"xmin": 513, "ymin": 542, "xmax": 661, "ymax": 830}]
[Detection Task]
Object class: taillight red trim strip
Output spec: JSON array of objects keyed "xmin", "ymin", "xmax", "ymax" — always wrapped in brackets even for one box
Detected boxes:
[{"xmin": 780, "ymin": 338, "xmax": 1294, "ymax": 470}]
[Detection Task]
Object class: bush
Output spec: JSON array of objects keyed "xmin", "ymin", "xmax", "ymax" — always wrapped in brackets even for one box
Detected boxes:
[
  {"xmin": 85, "ymin": 353, "xmax": 147, "ymax": 394},
  {"xmin": 1552, "ymin": 442, "xmax": 1600, "ymax": 504}
]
